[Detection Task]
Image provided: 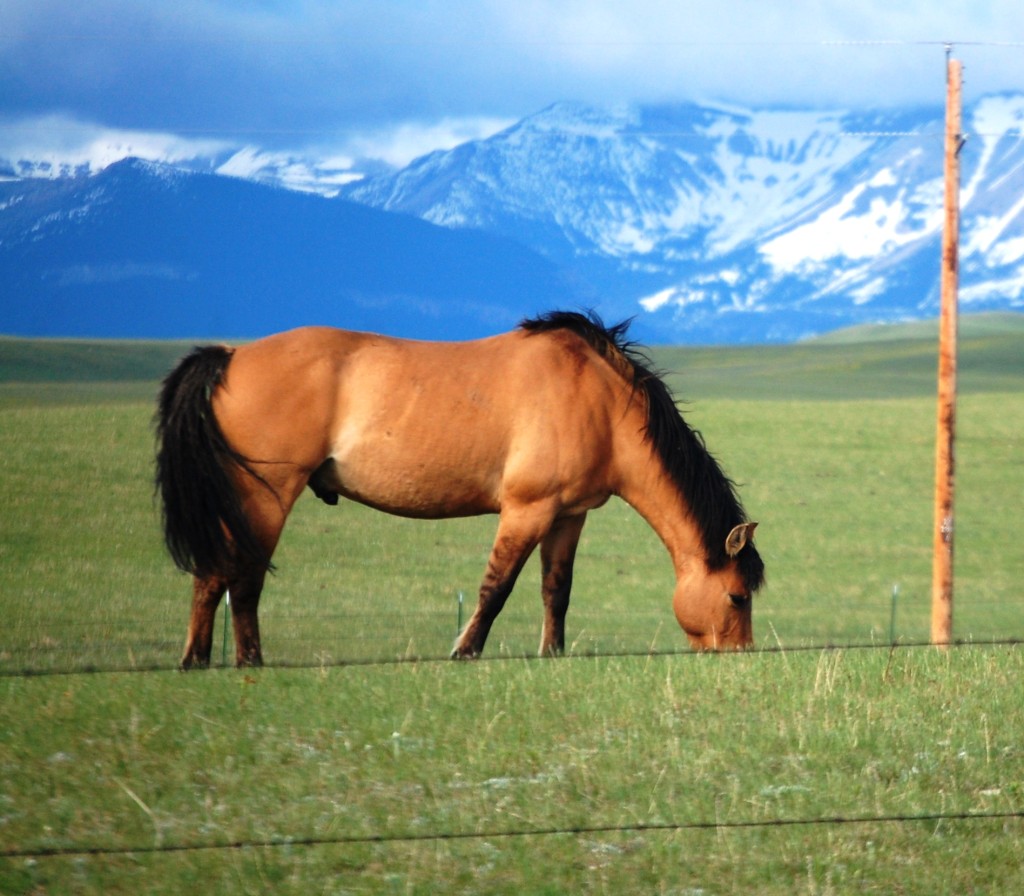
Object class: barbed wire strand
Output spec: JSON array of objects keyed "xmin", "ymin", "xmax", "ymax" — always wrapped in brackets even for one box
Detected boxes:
[
  {"xmin": 2, "ymin": 636, "xmax": 1021, "ymax": 679},
  {"xmin": 4, "ymin": 808, "xmax": 1021, "ymax": 862}
]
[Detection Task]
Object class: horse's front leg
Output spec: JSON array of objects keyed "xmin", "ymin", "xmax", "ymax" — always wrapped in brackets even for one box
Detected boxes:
[
  {"xmin": 538, "ymin": 513, "xmax": 587, "ymax": 656},
  {"xmin": 452, "ymin": 507, "xmax": 552, "ymax": 658},
  {"xmin": 180, "ymin": 575, "xmax": 227, "ymax": 670}
]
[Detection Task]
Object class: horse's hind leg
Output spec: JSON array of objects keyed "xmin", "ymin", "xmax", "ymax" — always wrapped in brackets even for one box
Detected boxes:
[
  {"xmin": 538, "ymin": 513, "xmax": 587, "ymax": 656},
  {"xmin": 179, "ymin": 481, "xmax": 294, "ymax": 669},
  {"xmin": 227, "ymin": 568, "xmax": 268, "ymax": 667},
  {"xmin": 179, "ymin": 569, "xmax": 267, "ymax": 669},
  {"xmin": 223, "ymin": 484, "xmax": 298, "ymax": 667},
  {"xmin": 181, "ymin": 575, "xmax": 227, "ymax": 670}
]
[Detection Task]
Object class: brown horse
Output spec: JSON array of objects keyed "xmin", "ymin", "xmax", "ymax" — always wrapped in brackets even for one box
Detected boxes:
[{"xmin": 155, "ymin": 311, "xmax": 763, "ymax": 668}]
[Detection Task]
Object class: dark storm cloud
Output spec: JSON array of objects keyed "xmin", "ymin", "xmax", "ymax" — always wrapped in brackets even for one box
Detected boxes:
[{"xmin": 1, "ymin": 1, "xmax": 1022, "ymax": 156}]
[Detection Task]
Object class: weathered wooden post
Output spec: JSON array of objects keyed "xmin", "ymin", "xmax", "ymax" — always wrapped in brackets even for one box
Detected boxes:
[{"xmin": 931, "ymin": 51, "xmax": 962, "ymax": 647}]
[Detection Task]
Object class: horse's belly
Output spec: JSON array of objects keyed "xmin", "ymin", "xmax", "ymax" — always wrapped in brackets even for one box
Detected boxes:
[{"xmin": 311, "ymin": 455, "xmax": 500, "ymax": 520}]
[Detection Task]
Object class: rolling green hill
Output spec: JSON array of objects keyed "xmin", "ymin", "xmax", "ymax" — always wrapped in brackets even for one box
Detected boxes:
[
  {"xmin": 0, "ymin": 336, "xmax": 195, "ymax": 384},
  {"xmin": 657, "ymin": 311, "xmax": 1024, "ymax": 400},
  {"xmin": 3, "ymin": 312, "xmax": 1022, "ymax": 403},
  {"xmin": 805, "ymin": 310, "xmax": 1024, "ymax": 344}
]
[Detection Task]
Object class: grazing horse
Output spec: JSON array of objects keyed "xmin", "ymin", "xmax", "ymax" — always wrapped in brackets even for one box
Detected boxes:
[{"xmin": 155, "ymin": 311, "xmax": 763, "ymax": 668}]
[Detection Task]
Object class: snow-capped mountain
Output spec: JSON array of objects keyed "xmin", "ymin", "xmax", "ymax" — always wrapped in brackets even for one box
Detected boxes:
[
  {"xmin": 3, "ymin": 96, "xmax": 1023, "ymax": 343},
  {"xmin": 342, "ymin": 96, "xmax": 1024, "ymax": 342},
  {"xmin": 1, "ymin": 143, "xmax": 364, "ymax": 198},
  {"xmin": 0, "ymin": 159, "xmax": 581, "ymax": 340}
]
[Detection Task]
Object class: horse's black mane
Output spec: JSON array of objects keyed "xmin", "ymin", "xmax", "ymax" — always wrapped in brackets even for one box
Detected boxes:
[{"xmin": 520, "ymin": 310, "xmax": 764, "ymax": 591}]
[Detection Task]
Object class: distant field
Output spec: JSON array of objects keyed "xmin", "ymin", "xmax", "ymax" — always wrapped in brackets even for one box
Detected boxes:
[
  {"xmin": 658, "ymin": 311, "xmax": 1024, "ymax": 400},
  {"xmin": 5, "ymin": 310, "xmax": 1022, "ymax": 402},
  {"xmin": 2, "ymin": 317, "xmax": 1022, "ymax": 893},
  {"xmin": 808, "ymin": 310, "xmax": 1024, "ymax": 343},
  {"xmin": 0, "ymin": 336, "xmax": 193, "ymax": 384}
]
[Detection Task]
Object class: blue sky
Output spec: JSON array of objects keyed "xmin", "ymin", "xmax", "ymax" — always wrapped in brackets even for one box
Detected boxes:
[{"xmin": 1, "ymin": 1, "xmax": 1022, "ymax": 171}]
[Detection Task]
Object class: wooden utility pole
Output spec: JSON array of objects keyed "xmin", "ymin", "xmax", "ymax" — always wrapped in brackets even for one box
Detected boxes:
[{"xmin": 931, "ymin": 52, "xmax": 962, "ymax": 646}]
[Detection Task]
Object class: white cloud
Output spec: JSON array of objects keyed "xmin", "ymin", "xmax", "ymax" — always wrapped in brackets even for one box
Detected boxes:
[
  {"xmin": 215, "ymin": 146, "xmax": 362, "ymax": 196},
  {"xmin": 0, "ymin": 115, "xmax": 234, "ymax": 176},
  {"xmin": 0, "ymin": 112, "xmax": 516, "ymax": 186},
  {"xmin": 639, "ymin": 287, "xmax": 676, "ymax": 312},
  {"xmin": 481, "ymin": 0, "xmax": 1024, "ymax": 108},
  {"xmin": 7, "ymin": 0, "xmax": 1023, "ymax": 148},
  {"xmin": 3, "ymin": 1, "xmax": 1024, "ymax": 183},
  {"xmin": 341, "ymin": 117, "xmax": 515, "ymax": 169}
]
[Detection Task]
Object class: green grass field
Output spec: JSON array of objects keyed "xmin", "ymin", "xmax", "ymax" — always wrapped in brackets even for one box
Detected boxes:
[{"xmin": 2, "ymin": 315, "xmax": 1023, "ymax": 893}]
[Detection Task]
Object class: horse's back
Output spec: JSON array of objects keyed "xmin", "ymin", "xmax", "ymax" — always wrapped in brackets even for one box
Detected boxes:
[{"xmin": 214, "ymin": 324, "xmax": 631, "ymax": 518}]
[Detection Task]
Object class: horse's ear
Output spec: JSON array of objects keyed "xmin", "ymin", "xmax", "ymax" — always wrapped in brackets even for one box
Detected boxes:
[{"xmin": 725, "ymin": 522, "xmax": 758, "ymax": 557}]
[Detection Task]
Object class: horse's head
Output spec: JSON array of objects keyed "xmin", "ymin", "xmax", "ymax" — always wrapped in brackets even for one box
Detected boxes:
[{"xmin": 673, "ymin": 522, "xmax": 763, "ymax": 651}]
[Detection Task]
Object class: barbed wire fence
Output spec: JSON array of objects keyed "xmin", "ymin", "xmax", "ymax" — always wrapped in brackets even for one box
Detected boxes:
[
  {"xmin": 3, "ymin": 637, "xmax": 1023, "ymax": 863},
  {"xmin": 2, "ymin": 633, "xmax": 1023, "ymax": 678},
  {"xmin": 4, "ymin": 805, "xmax": 1022, "ymax": 862}
]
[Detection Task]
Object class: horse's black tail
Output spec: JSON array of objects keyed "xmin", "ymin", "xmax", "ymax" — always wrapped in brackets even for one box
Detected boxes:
[{"xmin": 154, "ymin": 345, "xmax": 270, "ymax": 578}]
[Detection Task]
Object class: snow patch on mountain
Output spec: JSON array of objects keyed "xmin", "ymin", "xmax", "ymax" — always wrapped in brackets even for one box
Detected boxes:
[
  {"xmin": 760, "ymin": 166, "xmax": 941, "ymax": 269},
  {"xmin": 342, "ymin": 95, "xmax": 1024, "ymax": 341},
  {"xmin": 215, "ymin": 147, "xmax": 363, "ymax": 196}
]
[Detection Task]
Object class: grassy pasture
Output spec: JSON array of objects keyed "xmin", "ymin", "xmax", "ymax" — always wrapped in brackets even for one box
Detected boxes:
[
  {"xmin": 2, "ymin": 649, "xmax": 1022, "ymax": 894},
  {"xmin": 1, "ymin": 315, "xmax": 1023, "ymax": 892}
]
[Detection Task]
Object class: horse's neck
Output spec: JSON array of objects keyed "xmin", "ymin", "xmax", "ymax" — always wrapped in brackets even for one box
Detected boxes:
[{"xmin": 615, "ymin": 443, "xmax": 705, "ymax": 574}]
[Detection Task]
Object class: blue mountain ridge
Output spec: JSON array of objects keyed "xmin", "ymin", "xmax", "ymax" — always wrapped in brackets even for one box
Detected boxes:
[
  {"xmin": 0, "ymin": 158, "xmax": 588, "ymax": 341},
  {"xmin": 3, "ymin": 95, "xmax": 1023, "ymax": 343}
]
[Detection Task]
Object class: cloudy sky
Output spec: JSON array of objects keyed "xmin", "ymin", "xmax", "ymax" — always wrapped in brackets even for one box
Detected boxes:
[{"xmin": 1, "ymin": 0, "xmax": 1022, "ymax": 171}]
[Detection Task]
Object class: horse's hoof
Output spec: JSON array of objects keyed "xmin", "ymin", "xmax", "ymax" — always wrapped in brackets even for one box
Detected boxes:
[{"xmin": 449, "ymin": 647, "xmax": 480, "ymax": 660}]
